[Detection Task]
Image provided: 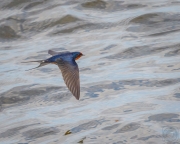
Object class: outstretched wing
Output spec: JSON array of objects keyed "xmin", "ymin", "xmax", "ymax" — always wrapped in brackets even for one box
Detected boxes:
[
  {"xmin": 56, "ymin": 58, "xmax": 80, "ymax": 100},
  {"xmin": 48, "ymin": 50, "xmax": 70, "ymax": 56}
]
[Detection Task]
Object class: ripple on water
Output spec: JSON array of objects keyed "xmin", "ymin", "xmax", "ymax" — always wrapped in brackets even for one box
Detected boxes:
[
  {"xmin": 84, "ymin": 78, "xmax": 180, "ymax": 93},
  {"xmin": 0, "ymin": 123, "xmax": 39, "ymax": 138},
  {"xmin": 174, "ymin": 93, "xmax": 180, "ymax": 99},
  {"xmin": 105, "ymin": 43, "xmax": 180, "ymax": 59},
  {"xmin": 127, "ymin": 12, "xmax": 180, "ymax": 36},
  {"xmin": 22, "ymin": 127, "xmax": 59, "ymax": 139},
  {"xmin": 23, "ymin": 1, "xmax": 49, "ymax": 10},
  {"xmin": 0, "ymin": 85, "xmax": 66, "ymax": 109},
  {"xmin": 148, "ymin": 113, "xmax": 180, "ymax": 122},
  {"xmin": 81, "ymin": 0, "xmax": 107, "ymax": 9},
  {"xmin": 115, "ymin": 123, "xmax": 140, "ymax": 133},
  {"xmin": 27, "ymin": 15, "xmax": 80, "ymax": 32},
  {"xmin": 102, "ymin": 124, "xmax": 120, "ymax": 130},
  {"xmin": 81, "ymin": 0, "xmax": 145, "ymax": 11},
  {"xmin": 0, "ymin": 25, "xmax": 20, "ymax": 40},
  {"xmin": 71, "ymin": 120, "xmax": 102, "ymax": 133},
  {"xmin": 137, "ymin": 135, "xmax": 160, "ymax": 141},
  {"xmin": 50, "ymin": 23, "xmax": 97, "ymax": 35},
  {"xmin": 0, "ymin": 14, "xmax": 81, "ymax": 40},
  {"xmin": 164, "ymin": 48, "xmax": 180, "ymax": 57},
  {"xmin": 3, "ymin": 0, "xmax": 51, "ymax": 10},
  {"xmin": 3, "ymin": 0, "xmax": 29, "ymax": 9}
]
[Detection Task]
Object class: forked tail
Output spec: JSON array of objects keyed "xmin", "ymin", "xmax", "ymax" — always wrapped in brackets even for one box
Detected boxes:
[{"xmin": 22, "ymin": 60, "xmax": 49, "ymax": 71}]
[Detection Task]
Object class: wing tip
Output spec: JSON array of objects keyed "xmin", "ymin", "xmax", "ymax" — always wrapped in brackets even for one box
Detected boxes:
[
  {"xmin": 48, "ymin": 50, "xmax": 55, "ymax": 55},
  {"xmin": 74, "ymin": 95, "xmax": 80, "ymax": 100}
]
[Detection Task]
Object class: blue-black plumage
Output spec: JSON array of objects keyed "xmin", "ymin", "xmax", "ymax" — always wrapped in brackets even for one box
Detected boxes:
[{"xmin": 23, "ymin": 50, "xmax": 84, "ymax": 100}]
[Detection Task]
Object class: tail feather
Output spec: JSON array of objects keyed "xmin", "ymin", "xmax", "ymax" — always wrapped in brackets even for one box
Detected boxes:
[
  {"xmin": 22, "ymin": 60, "xmax": 42, "ymax": 63},
  {"xmin": 25, "ymin": 64, "xmax": 44, "ymax": 71},
  {"xmin": 22, "ymin": 60, "xmax": 49, "ymax": 71}
]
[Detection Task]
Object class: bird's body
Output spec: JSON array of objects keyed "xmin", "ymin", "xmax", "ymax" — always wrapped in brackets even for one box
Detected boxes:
[
  {"xmin": 48, "ymin": 52, "xmax": 79, "ymax": 63},
  {"xmin": 24, "ymin": 50, "xmax": 84, "ymax": 100}
]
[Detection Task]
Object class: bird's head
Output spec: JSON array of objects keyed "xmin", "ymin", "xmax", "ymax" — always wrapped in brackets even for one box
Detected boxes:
[{"xmin": 72, "ymin": 52, "xmax": 84, "ymax": 60}]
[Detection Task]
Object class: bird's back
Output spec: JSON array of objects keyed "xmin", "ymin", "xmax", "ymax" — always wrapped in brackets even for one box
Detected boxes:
[{"xmin": 48, "ymin": 52, "xmax": 74, "ymax": 63}]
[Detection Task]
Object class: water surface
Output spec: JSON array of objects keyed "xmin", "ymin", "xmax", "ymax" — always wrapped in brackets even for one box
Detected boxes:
[{"xmin": 0, "ymin": 0, "xmax": 180, "ymax": 143}]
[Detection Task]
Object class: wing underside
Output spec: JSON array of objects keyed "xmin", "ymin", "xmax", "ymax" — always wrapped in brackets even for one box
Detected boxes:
[{"xmin": 57, "ymin": 58, "xmax": 80, "ymax": 100}]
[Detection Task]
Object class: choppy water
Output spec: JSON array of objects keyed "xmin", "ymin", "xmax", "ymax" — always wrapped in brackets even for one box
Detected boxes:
[{"xmin": 0, "ymin": 0, "xmax": 180, "ymax": 144}]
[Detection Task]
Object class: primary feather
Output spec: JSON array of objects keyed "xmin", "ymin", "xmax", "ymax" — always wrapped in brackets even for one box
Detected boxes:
[{"xmin": 56, "ymin": 58, "xmax": 80, "ymax": 100}]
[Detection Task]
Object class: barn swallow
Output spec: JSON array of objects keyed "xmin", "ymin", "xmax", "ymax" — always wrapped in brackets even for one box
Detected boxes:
[{"xmin": 23, "ymin": 50, "xmax": 84, "ymax": 100}]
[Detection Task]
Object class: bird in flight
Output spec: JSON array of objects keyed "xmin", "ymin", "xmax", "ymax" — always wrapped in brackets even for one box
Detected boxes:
[{"xmin": 23, "ymin": 50, "xmax": 84, "ymax": 100}]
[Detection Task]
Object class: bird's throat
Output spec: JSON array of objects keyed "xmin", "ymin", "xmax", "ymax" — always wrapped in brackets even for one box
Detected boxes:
[{"xmin": 75, "ymin": 55, "xmax": 81, "ymax": 60}]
